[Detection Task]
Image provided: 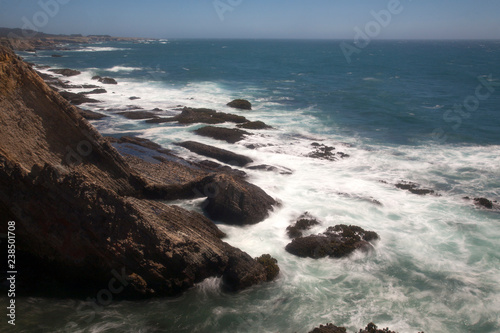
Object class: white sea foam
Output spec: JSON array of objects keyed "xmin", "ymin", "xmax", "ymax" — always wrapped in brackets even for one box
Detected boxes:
[
  {"xmin": 71, "ymin": 46, "xmax": 131, "ymax": 52},
  {"xmin": 106, "ymin": 66, "xmax": 144, "ymax": 72}
]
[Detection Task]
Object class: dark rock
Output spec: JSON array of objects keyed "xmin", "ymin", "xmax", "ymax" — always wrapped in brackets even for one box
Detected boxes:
[
  {"xmin": 255, "ymin": 254, "xmax": 280, "ymax": 282},
  {"xmin": 51, "ymin": 54, "xmax": 63, "ymax": 58},
  {"xmin": 308, "ymin": 143, "xmax": 348, "ymax": 161},
  {"xmin": 48, "ymin": 68, "xmax": 81, "ymax": 77},
  {"xmin": 117, "ymin": 111, "xmax": 159, "ymax": 120},
  {"xmin": 285, "ymin": 224, "xmax": 379, "ymax": 259},
  {"xmin": 99, "ymin": 77, "xmax": 117, "ymax": 84},
  {"xmin": 129, "ymin": 96, "xmax": 141, "ymax": 100},
  {"xmin": 310, "ymin": 322, "xmax": 421, "ymax": 333},
  {"xmin": 194, "ymin": 126, "xmax": 251, "ymax": 144},
  {"xmin": 152, "ymin": 108, "xmax": 163, "ymax": 111},
  {"xmin": 395, "ymin": 181, "xmax": 435, "ymax": 195},
  {"xmin": 200, "ymin": 173, "xmax": 276, "ymax": 225},
  {"xmin": 474, "ymin": 197, "xmax": 493, "ymax": 209},
  {"xmin": 237, "ymin": 121, "xmax": 272, "ymax": 130},
  {"xmin": 227, "ymin": 99, "xmax": 252, "ymax": 110},
  {"xmin": 80, "ymin": 88, "xmax": 107, "ymax": 95},
  {"xmin": 222, "ymin": 247, "xmax": 267, "ymax": 292},
  {"xmin": 177, "ymin": 141, "xmax": 253, "ymax": 167},
  {"xmin": 286, "ymin": 212, "xmax": 321, "ymax": 239},
  {"xmin": 59, "ymin": 90, "xmax": 101, "ymax": 105},
  {"xmin": 309, "ymin": 324, "xmax": 347, "ymax": 333},
  {"xmin": 78, "ymin": 108, "xmax": 107, "ymax": 120},
  {"xmin": 81, "ymin": 84, "xmax": 100, "ymax": 89},
  {"xmin": 359, "ymin": 322, "xmax": 399, "ymax": 333},
  {"xmin": 151, "ymin": 107, "xmax": 248, "ymax": 125},
  {"xmin": 91, "ymin": 75, "xmax": 102, "ymax": 81}
]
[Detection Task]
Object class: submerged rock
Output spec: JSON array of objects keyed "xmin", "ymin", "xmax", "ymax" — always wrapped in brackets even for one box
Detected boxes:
[
  {"xmin": 474, "ymin": 197, "xmax": 493, "ymax": 209},
  {"xmin": 308, "ymin": 143, "xmax": 349, "ymax": 161},
  {"xmin": 237, "ymin": 120, "xmax": 272, "ymax": 130},
  {"xmin": 167, "ymin": 107, "xmax": 249, "ymax": 124},
  {"xmin": 247, "ymin": 164, "xmax": 293, "ymax": 175},
  {"xmin": 395, "ymin": 181, "xmax": 435, "ymax": 195},
  {"xmin": 177, "ymin": 141, "xmax": 253, "ymax": 166},
  {"xmin": 227, "ymin": 99, "xmax": 252, "ymax": 110},
  {"xmin": 194, "ymin": 126, "xmax": 251, "ymax": 143},
  {"xmin": 286, "ymin": 212, "xmax": 321, "ymax": 239},
  {"xmin": 285, "ymin": 225, "xmax": 379, "ymax": 259},
  {"xmin": 92, "ymin": 76, "xmax": 118, "ymax": 84},
  {"xmin": 116, "ymin": 111, "xmax": 159, "ymax": 120}
]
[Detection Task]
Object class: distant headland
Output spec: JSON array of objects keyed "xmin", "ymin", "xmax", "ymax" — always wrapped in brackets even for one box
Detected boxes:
[{"xmin": 0, "ymin": 27, "xmax": 147, "ymax": 51}]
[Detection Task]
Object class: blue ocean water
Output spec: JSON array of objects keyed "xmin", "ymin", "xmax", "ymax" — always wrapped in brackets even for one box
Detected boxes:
[{"xmin": 11, "ymin": 40, "xmax": 500, "ymax": 333}]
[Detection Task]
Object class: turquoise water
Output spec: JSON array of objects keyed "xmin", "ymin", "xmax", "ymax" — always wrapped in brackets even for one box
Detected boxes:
[{"xmin": 6, "ymin": 40, "xmax": 500, "ymax": 332}]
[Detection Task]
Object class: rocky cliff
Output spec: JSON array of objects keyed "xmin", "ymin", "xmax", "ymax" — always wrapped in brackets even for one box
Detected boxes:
[{"xmin": 0, "ymin": 45, "xmax": 276, "ymax": 297}]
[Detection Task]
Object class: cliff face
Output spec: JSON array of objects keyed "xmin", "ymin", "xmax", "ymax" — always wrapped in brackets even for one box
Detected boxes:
[{"xmin": 0, "ymin": 45, "xmax": 271, "ymax": 297}]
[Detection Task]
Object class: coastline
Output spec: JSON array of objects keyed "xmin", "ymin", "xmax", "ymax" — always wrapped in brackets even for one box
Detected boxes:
[{"xmin": 1, "ymin": 33, "xmax": 499, "ymax": 332}]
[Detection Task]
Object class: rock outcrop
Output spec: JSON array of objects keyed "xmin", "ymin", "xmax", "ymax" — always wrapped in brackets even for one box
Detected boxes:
[
  {"xmin": 194, "ymin": 126, "xmax": 251, "ymax": 143},
  {"xmin": 286, "ymin": 212, "xmax": 321, "ymax": 239},
  {"xmin": 92, "ymin": 75, "xmax": 117, "ymax": 84},
  {"xmin": 201, "ymin": 173, "xmax": 276, "ymax": 225},
  {"xmin": 394, "ymin": 181, "xmax": 436, "ymax": 196},
  {"xmin": 227, "ymin": 99, "xmax": 252, "ymax": 110},
  {"xmin": 151, "ymin": 107, "xmax": 248, "ymax": 125},
  {"xmin": 0, "ymin": 45, "xmax": 277, "ymax": 297},
  {"xmin": 59, "ymin": 90, "xmax": 101, "ymax": 105},
  {"xmin": 48, "ymin": 68, "xmax": 81, "ymax": 77},
  {"xmin": 308, "ymin": 142, "xmax": 349, "ymax": 161},
  {"xmin": 308, "ymin": 322, "xmax": 412, "ymax": 333},
  {"xmin": 177, "ymin": 141, "xmax": 253, "ymax": 166},
  {"xmin": 237, "ymin": 120, "xmax": 272, "ymax": 130},
  {"xmin": 285, "ymin": 225, "xmax": 379, "ymax": 259}
]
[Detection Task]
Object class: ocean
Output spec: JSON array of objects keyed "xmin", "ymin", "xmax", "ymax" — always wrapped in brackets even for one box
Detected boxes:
[{"xmin": 12, "ymin": 39, "xmax": 500, "ymax": 332}]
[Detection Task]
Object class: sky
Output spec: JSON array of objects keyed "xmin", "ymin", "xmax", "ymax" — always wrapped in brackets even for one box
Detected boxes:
[{"xmin": 0, "ymin": 0, "xmax": 499, "ymax": 40}]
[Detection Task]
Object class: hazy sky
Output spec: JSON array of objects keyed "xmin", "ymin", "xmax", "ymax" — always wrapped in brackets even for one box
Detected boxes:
[{"xmin": 1, "ymin": 0, "xmax": 499, "ymax": 40}]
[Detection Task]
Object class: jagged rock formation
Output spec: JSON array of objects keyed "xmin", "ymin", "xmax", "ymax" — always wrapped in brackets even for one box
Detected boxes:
[
  {"xmin": 0, "ymin": 45, "xmax": 278, "ymax": 297},
  {"xmin": 285, "ymin": 225, "xmax": 379, "ymax": 259},
  {"xmin": 286, "ymin": 212, "xmax": 321, "ymax": 239}
]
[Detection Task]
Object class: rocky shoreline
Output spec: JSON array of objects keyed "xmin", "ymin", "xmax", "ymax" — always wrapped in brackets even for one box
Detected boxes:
[
  {"xmin": 0, "ymin": 45, "xmax": 279, "ymax": 298},
  {"xmin": 1, "ymin": 37, "xmax": 496, "ymax": 331}
]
